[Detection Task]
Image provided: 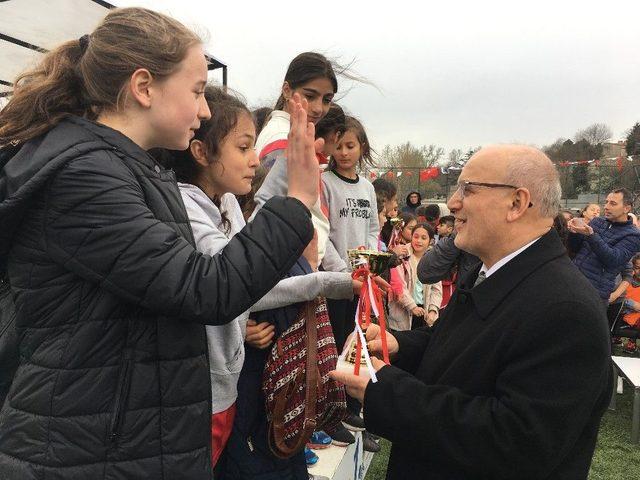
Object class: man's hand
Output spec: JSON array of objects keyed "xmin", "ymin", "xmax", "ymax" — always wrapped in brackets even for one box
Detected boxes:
[
  {"xmin": 411, "ymin": 306, "xmax": 425, "ymax": 317},
  {"xmin": 329, "ymin": 356, "xmax": 386, "ymax": 403},
  {"xmin": 426, "ymin": 310, "xmax": 438, "ymax": 326},
  {"xmin": 245, "ymin": 319, "xmax": 275, "ymax": 349},
  {"xmin": 365, "ymin": 323, "xmax": 399, "ymax": 359},
  {"xmin": 568, "ymin": 218, "xmax": 593, "ymax": 236}
]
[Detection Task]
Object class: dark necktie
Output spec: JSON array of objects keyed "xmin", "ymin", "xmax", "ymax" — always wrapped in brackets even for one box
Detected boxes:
[{"xmin": 474, "ymin": 270, "xmax": 487, "ymax": 287}]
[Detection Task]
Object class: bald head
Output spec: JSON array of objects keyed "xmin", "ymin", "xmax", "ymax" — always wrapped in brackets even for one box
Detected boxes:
[{"xmin": 468, "ymin": 145, "xmax": 561, "ymax": 218}]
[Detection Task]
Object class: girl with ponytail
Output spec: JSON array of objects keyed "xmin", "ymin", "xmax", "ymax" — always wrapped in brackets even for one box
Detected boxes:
[{"xmin": 0, "ymin": 8, "xmax": 319, "ymax": 479}]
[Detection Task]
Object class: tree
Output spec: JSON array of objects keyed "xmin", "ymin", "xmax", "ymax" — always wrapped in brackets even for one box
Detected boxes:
[
  {"xmin": 447, "ymin": 148, "xmax": 464, "ymax": 166},
  {"xmin": 574, "ymin": 123, "xmax": 612, "ymax": 146},
  {"xmin": 625, "ymin": 122, "xmax": 640, "ymax": 156},
  {"xmin": 378, "ymin": 142, "xmax": 445, "ymax": 199}
]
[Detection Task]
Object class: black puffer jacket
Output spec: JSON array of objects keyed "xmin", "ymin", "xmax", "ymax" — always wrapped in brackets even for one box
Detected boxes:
[{"xmin": 0, "ymin": 117, "xmax": 313, "ymax": 480}]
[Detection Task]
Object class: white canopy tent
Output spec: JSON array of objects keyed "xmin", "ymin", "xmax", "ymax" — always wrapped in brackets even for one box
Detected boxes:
[{"xmin": 0, "ymin": 0, "xmax": 227, "ymax": 100}]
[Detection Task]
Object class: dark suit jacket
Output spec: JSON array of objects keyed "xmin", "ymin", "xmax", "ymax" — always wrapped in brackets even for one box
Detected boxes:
[{"xmin": 364, "ymin": 229, "xmax": 612, "ymax": 479}]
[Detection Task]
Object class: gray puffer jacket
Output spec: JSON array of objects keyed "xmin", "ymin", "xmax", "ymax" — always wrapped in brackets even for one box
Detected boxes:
[{"xmin": 0, "ymin": 116, "xmax": 313, "ymax": 480}]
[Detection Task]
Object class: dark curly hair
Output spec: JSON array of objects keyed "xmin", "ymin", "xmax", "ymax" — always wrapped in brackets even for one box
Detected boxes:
[{"xmin": 154, "ymin": 85, "xmax": 252, "ymax": 234}]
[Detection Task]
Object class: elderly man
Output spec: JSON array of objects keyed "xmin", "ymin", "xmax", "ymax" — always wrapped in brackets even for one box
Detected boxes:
[{"xmin": 331, "ymin": 145, "xmax": 611, "ymax": 479}]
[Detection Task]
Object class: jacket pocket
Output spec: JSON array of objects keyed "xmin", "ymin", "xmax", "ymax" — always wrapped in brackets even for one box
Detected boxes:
[{"xmin": 109, "ymin": 348, "xmax": 133, "ymax": 443}]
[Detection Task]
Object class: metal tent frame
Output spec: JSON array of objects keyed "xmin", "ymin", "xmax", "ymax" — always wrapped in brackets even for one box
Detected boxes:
[{"xmin": 0, "ymin": 0, "xmax": 227, "ymax": 98}]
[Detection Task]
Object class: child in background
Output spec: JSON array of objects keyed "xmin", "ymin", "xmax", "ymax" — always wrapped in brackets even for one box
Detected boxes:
[
  {"xmin": 251, "ymin": 52, "xmax": 338, "ymax": 266},
  {"xmin": 388, "ymin": 223, "xmax": 443, "ymax": 331},
  {"xmin": 436, "ymin": 215, "xmax": 455, "ymax": 242},
  {"xmin": 373, "ymin": 177, "xmax": 399, "ymax": 248},
  {"xmin": 322, "ymin": 116, "xmax": 379, "ymax": 271},
  {"xmin": 321, "ymin": 116, "xmax": 379, "ymax": 448}
]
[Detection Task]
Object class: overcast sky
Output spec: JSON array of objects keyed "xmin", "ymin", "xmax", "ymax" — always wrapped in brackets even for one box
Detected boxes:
[{"xmin": 114, "ymin": 0, "xmax": 640, "ymax": 156}]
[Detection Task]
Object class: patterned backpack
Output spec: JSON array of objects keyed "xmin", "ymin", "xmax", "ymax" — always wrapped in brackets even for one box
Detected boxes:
[{"xmin": 262, "ymin": 298, "xmax": 346, "ymax": 458}]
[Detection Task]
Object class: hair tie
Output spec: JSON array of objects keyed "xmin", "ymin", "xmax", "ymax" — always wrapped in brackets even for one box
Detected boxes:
[{"xmin": 78, "ymin": 34, "xmax": 90, "ymax": 54}]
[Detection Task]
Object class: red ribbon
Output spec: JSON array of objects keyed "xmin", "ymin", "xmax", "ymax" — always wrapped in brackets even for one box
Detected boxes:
[{"xmin": 351, "ymin": 263, "xmax": 391, "ymax": 376}]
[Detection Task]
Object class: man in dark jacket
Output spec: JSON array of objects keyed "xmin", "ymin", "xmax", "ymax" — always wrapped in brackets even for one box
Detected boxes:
[
  {"xmin": 568, "ymin": 188, "xmax": 640, "ymax": 307},
  {"xmin": 401, "ymin": 190, "xmax": 421, "ymax": 215},
  {"xmin": 0, "ymin": 117, "xmax": 314, "ymax": 480},
  {"xmin": 332, "ymin": 145, "xmax": 612, "ymax": 479}
]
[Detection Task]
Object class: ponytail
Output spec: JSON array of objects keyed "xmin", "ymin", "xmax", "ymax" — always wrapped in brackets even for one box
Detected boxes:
[{"xmin": 0, "ymin": 40, "xmax": 87, "ymax": 145}]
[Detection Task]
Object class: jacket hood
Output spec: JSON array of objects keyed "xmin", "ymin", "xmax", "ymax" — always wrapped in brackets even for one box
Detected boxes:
[
  {"xmin": 0, "ymin": 116, "xmax": 154, "ymax": 274},
  {"xmin": 405, "ymin": 191, "xmax": 422, "ymax": 207}
]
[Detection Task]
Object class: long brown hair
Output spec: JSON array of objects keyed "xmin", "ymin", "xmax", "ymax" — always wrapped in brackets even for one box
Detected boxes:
[{"xmin": 0, "ymin": 8, "xmax": 200, "ymax": 146}]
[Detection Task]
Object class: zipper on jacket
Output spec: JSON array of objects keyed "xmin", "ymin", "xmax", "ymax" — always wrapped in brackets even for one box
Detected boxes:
[
  {"xmin": 109, "ymin": 348, "xmax": 133, "ymax": 443},
  {"xmin": 247, "ymin": 435, "xmax": 254, "ymax": 452}
]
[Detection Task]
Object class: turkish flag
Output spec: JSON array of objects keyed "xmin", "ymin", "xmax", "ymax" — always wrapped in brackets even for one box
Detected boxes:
[{"xmin": 419, "ymin": 167, "xmax": 439, "ymax": 182}]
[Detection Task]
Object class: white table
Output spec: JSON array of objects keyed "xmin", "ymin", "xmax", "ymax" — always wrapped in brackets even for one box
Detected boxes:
[
  {"xmin": 610, "ymin": 355, "xmax": 640, "ymax": 443},
  {"xmin": 310, "ymin": 431, "xmax": 375, "ymax": 480}
]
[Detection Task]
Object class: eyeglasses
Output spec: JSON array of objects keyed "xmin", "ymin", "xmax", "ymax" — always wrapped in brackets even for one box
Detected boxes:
[{"xmin": 453, "ymin": 180, "xmax": 533, "ymax": 207}]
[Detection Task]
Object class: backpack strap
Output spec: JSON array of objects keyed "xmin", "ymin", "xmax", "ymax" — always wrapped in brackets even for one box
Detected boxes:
[{"xmin": 269, "ymin": 299, "xmax": 320, "ymax": 457}]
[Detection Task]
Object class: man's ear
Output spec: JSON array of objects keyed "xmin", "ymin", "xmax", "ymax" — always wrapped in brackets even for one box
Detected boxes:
[
  {"xmin": 128, "ymin": 68, "xmax": 154, "ymax": 108},
  {"xmin": 507, "ymin": 188, "xmax": 532, "ymax": 222},
  {"xmin": 190, "ymin": 140, "xmax": 208, "ymax": 167}
]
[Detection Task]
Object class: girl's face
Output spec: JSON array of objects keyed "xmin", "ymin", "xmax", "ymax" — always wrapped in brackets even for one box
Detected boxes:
[
  {"xmin": 333, "ymin": 130, "xmax": 361, "ymax": 174},
  {"xmin": 283, "ymin": 77, "xmax": 334, "ymax": 125},
  {"xmin": 401, "ymin": 220, "xmax": 417, "ymax": 242},
  {"xmin": 147, "ymin": 45, "xmax": 211, "ymax": 150},
  {"xmin": 385, "ymin": 195, "xmax": 399, "ymax": 219},
  {"xmin": 411, "ymin": 227, "xmax": 431, "ymax": 255},
  {"xmin": 199, "ymin": 112, "xmax": 259, "ymax": 196},
  {"xmin": 584, "ymin": 204, "xmax": 600, "ymax": 221}
]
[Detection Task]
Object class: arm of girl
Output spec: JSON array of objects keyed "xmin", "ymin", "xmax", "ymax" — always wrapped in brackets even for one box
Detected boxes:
[
  {"xmin": 44, "ymin": 151, "xmax": 313, "ymax": 326},
  {"xmin": 250, "ymin": 271, "xmax": 355, "ymax": 312}
]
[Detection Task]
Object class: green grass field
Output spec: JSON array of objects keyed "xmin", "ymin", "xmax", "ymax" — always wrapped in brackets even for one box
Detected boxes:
[{"xmin": 366, "ymin": 352, "xmax": 640, "ymax": 479}]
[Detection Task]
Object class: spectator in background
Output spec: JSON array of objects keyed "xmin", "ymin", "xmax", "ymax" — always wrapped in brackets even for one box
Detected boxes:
[
  {"xmin": 388, "ymin": 223, "xmax": 442, "ymax": 331},
  {"xmin": 374, "ymin": 178, "xmax": 399, "ymax": 247},
  {"xmin": 436, "ymin": 215, "xmax": 455, "ymax": 242},
  {"xmin": 581, "ymin": 203, "xmax": 600, "ymax": 223},
  {"xmin": 568, "ymin": 188, "xmax": 640, "ymax": 309},
  {"xmin": 614, "ymin": 254, "xmax": 640, "ymax": 353},
  {"xmin": 561, "ymin": 209, "xmax": 574, "ymax": 222},
  {"xmin": 401, "ymin": 190, "xmax": 422, "ymax": 215},
  {"xmin": 423, "ymin": 203, "xmax": 441, "ymax": 231}
]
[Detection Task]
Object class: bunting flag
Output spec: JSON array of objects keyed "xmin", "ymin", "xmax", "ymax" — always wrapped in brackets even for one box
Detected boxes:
[
  {"xmin": 419, "ymin": 167, "xmax": 439, "ymax": 182},
  {"xmin": 396, "ymin": 171, "xmax": 402, "ymax": 177},
  {"xmin": 369, "ymin": 171, "xmax": 377, "ymax": 179},
  {"xmin": 555, "ymin": 154, "xmax": 637, "ymax": 168},
  {"xmin": 386, "ymin": 171, "xmax": 395, "ymax": 179}
]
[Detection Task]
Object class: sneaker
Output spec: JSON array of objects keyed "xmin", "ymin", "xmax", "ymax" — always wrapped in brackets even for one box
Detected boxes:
[
  {"xmin": 342, "ymin": 413, "xmax": 365, "ymax": 432},
  {"xmin": 623, "ymin": 339, "xmax": 637, "ymax": 354},
  {"xmin": 362, "ymin": 431, "xmax": 381, "ymax": 453},
  {"xmin": 304, "ymin": 446, "xmax": 319, "ymax": 466},
  {"xmin": 327, "ymin": 424, "xmax": 355, "ymax": 446},
  {"xmin": 307, "ymin": 430, "xmax": 332, "ymax": 450}
]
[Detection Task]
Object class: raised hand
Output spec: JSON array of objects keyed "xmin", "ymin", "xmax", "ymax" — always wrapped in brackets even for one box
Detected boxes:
[{"xmin": 286, "ymin": 93, "xmax": 320, "ymax": 209}]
